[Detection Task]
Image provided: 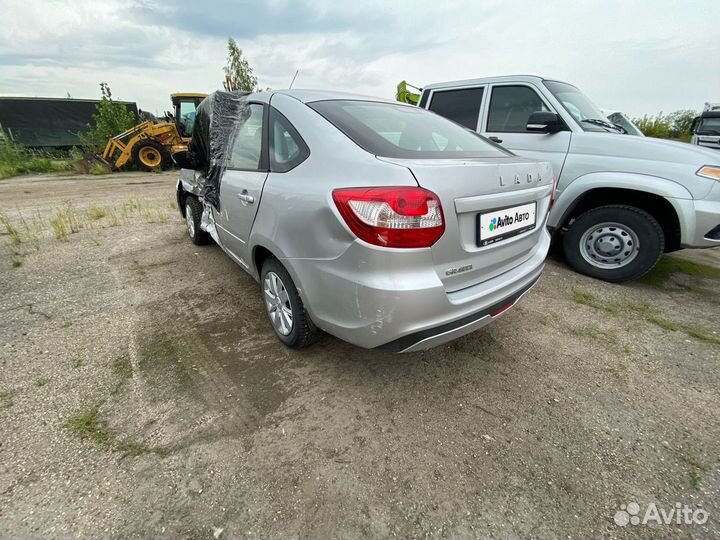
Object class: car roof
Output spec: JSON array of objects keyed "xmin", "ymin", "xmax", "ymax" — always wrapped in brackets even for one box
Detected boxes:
[
  {"xmin": 421, "ymin": 75, "xmax": 570, "ymax": 91},
  {"xmin": 268, "ymin": 89, "xmax": 402, "ymax": 105}
]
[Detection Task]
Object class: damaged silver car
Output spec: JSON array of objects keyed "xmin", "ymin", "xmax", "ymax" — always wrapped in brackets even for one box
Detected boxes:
[{"xmin": 175, "ymin": 90, "xmax": 553, "ymax": 352}]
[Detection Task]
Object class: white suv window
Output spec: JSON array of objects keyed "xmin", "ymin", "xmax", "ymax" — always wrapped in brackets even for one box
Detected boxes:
[
  {"xmin": 487, "ymin": 85, "xmax": 550, "ymax": 133},
  {"xmin": 428, "ymin": 87, "xmax": 484, "ymax": 130}
]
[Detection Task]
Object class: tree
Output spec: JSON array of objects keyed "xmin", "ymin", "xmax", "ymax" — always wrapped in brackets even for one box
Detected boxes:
[
  {"xmin": 79, "ymin": 82, "xmax": 136, "ymax": 151},
  {"xmin": 223, "ymin": 37, "xmax": 258, "ymax": 92},
  {"xmin": 666, "ymin": 109, "xmax": 697, "ymax": 140},
  {"xmin": 632, "ymin": 109, "xmax": 698, "ymax": 140}
]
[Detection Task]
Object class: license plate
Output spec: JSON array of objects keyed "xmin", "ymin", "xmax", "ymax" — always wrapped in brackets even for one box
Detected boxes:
[{"xmin": 477, "ymin": 202, "xmax": 537, "ymax": 246}]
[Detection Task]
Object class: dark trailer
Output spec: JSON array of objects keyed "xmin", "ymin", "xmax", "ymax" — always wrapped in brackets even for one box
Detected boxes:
[{"xmin": 0, "ymin": 96, "xmax": 138, "ymax": 149}]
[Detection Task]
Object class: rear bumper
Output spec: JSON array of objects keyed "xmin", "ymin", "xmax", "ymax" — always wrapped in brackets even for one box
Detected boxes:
[
  {"xmin": 376, "ymin": 273, "xmax": 540, "ymax": 352},
  {"xmin": 286, "ymin": 228, "xmax": 549, "ymax": 351}
]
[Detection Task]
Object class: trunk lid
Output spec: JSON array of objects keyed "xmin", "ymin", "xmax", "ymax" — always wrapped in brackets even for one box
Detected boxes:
[{"xmin": 379, "ymin": 157, "xmax": 554, "ymax": 292}]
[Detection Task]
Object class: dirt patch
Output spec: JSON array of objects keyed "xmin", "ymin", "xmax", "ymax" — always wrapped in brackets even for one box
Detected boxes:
[{"xmin": 0, "ymin": 172, "xmax": 718, "ymax": 538}]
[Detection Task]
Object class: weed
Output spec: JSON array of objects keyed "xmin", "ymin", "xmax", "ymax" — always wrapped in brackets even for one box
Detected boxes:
[
  {"xmin": 676, "ymin": 448, "xmax": 710, "ymax": 490},
  {"xmin": 63, "ymin": 403, "xmax": 164, "ymax": 456},
  {"xmin": 170, "ymin": 200, "xmax": 178, "ymax": 210},
  {"xmin": 691, "ymin": 472, "xmax": 702, "ymax": 490},
  {"xmin": 0, "ymin": 390, "xmax": 14, "ymax": 409},
  {"xmin": 60, "ymin": 321, "xmax": 73, "ymax": 329},
  {"xmin": 50, "ymin": 203, "xmax": 82, "ymax": 240},
  {"xmin": 63, "ymin": 404, "xmax": 110, "ymax": 444},
  {"xmin": 11, "ymin": 259, "xmax": 22, "ymax": 268},
  {"xmin": 50, "ymin": 214, "xmax": 69, "ymax": 240},
  {"xmin": 106, "ymin": 208, "xmax": 120, "ymax": 227},
  {"xmin": 89, "ymin": 162, "xmax": 110, "ymax": 176},
  {"xmin": 112, "ymin": 356, "xmax": 133, "ymax": 379},
  {"xmin": 0, "ymin": 212, "xmax": 22, "ymax": 246},
  {"xmin": 34, "ymin": 378, "xmax": 49, "ymax": 387},
  {"xmin": 87, "ymin": 204, "xmax": 107, "ymax": 221},
  {"xmin": 71, "ymin": 357, "xmax": 83, "ymax": 369}
]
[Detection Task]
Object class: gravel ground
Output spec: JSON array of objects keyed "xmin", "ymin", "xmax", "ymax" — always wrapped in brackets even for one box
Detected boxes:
[{"xmin": 1, "ymin": 171, "xmax": 719, "ymax": 539}]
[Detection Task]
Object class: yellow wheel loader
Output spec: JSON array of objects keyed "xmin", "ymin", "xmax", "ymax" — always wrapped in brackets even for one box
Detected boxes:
[{"xmin": 102, "ymin": 92, "xmax": 207, "ymax": 171}]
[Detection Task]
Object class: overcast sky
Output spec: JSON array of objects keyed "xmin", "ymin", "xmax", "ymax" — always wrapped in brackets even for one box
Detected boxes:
[{"xmin": 1, "ymin": 0, "xmax": 718, "ymax": 117}]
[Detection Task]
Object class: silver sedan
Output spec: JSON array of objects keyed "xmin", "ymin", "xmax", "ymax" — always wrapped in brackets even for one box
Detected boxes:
[{"xmin": 177, "ymin": 90, "xmax": 554, "ymax": 352}]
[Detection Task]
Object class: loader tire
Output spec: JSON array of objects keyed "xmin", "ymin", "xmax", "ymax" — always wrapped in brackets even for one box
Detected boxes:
[{"xmin": 132, "ymin": 140, "xmax": 171, "ymax": 171}]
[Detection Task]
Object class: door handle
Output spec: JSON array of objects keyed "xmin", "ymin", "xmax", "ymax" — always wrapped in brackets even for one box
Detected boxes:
[
  {"xmin": 237, "ymin": 192, "xmax": 255, "ymax": 204},
  {"xmin": 489, "ymin": 136, "xmax": 503, "ymax": 144}
]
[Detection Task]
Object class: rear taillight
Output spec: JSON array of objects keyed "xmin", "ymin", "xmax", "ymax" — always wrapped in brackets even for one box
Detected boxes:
[{"xmin": 332, "ymin": 186, "xmax": 445, "ymax": 248}]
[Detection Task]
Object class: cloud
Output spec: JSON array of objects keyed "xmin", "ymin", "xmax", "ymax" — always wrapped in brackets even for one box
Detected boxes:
[{"xmin": 0, "ymin": 0, "xmax": 718, "ymax": 117}]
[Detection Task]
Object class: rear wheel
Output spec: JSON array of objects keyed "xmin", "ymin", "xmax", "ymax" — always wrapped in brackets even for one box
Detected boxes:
[
  {"xmin": 184, "ymin": 196, "xmax": 212, "ymax": 246},
  {"xmin": 563, "ymin": 205, "xmax": 664, "ymax": 282},
  {"xmin": 132, "ymin": 140, "xmax": 171, "ymax": 171},
  {"xmin": 261, "ymin": 257, "xmax": 320, "ymax": 348}
]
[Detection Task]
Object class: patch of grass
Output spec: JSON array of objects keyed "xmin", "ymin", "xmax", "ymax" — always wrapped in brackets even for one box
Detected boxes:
[
  {"xmin": 608, "ymin": 362, "xmax": 630, "ymax": 380},
  {"xmin": 106, "ymin": 208, "xmax": 120, "ymax": 227},
  {"xmin": 63, "ymin": 405, "xmax": 110, "ymax": 444},
  {"xmin": 60, "ymin": 321, "xmax": 73, "ymax": 329},
  {"xmin": 569, "ymin": 325, "xmax": 618, "ymax": 345},
  {"xmin": 49, "ymin": 203, "xmax": 81, "ymax": 241},
  {"xmin": 11, "ymin": 258, "xmax": 22, "ymax": 268},
  {"xmin": 0, "ymin": 390, "xmax": 14, "ymax": 409},
  {"xmin": 641, "ymin": 255, "xmax": 720, "ymax": 287},
  {"xmin": 571, "ymin": 290, "xmax": 620, "ymax": 315},
  {"xmin": 0, "ymin": 212, "xmax": 22, "ymax": 246},
  {"xmin": 112, "ymin": 356, "xmax": 133, "ymax": 379},
  {"xmin": 89, "ymin": 162, "xmax": 111, "ymax": 176},
  {"xmin": 71, "ymin": 357, "xmax": 83, "ymax": 369},
  {"xmin": 63, "ymin": 403, "xmax": 164, "ymax": 456},
  {"xmin": 571, "ymin": 290, "xmax": 719, "ymax": 347},
  {"xmin": 87, "ymin": 204, "xmax": 107, "ymax": 221},
  {"xmin": 676, "ymin": 448, "xmax": 710, "ymax": 490},
  {"xmin": 645, "ymin": 314, "xmax": 720, "ymax": 346},
  {"xmin": 34, "ymin": 378, "xmax": 49, "ymax": 387},
  {"xmin": 130, "ymin": 260, "xmax": 147, "ymax": 278},
  {"xmin": 0, "ymin": 140, "xmax": 72, "ymax": 179},
  {"xmin": 142, "ymin": 208, "xmax": 169, "ymax": 223},
  {"xmin": 690, "ymin": 472, "xmax": 702, "ymax": 490}
]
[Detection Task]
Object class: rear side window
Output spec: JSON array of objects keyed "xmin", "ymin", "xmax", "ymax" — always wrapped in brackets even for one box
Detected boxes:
[
  {"xmin": 309, "ymin": 100, "xmax": 508, "ymax": 160},
  {"xmin": 428, "ymin": 87, "xmax": 484, "ymax": 129},
  {"xmin": 487, "ymin": 85, "xmax": 550, "ymax": 132},
  {"xmin": 269, "ymin": 107, "xmax": 309, "ymax": 172},
  {"xmin": 227, "ymin": 103, "xmax": 265, "ymax": 170}
]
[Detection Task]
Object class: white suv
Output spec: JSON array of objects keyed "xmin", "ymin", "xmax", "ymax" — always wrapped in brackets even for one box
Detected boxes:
[{"xmin": 418, "ymin": 75, "xmax": 720, "ymax": 282}]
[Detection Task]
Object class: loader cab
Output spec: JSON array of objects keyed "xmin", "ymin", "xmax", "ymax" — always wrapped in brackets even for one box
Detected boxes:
[{"xmin": 171, "ymin": 93, "xmax": 208, "ymax": 140}]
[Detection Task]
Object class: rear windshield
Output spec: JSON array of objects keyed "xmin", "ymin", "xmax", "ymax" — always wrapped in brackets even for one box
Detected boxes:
[{"xmin": 309, "ymin": 100, "xmax": 510, "ymax": 159}]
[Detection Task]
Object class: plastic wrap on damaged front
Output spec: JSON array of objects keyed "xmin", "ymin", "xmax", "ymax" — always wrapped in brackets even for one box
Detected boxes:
[{"xmin": 186, "ymin": 90, "xmax": 250, "ymax": 208}]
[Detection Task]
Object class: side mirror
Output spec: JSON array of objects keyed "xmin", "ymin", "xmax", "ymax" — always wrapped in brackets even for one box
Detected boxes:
[
  {"xmin": 526, "ymin": 112, "xmax": 564, "ymax": 134},
  {"xmin": 172, "ymin": 150, "xmax": 195, "ymax": 170}
]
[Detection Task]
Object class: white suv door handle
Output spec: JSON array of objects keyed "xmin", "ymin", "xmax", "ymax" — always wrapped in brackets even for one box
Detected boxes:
[{"xmin": 237, "ymin": 193, "xmax": 255, "ymax": 204}]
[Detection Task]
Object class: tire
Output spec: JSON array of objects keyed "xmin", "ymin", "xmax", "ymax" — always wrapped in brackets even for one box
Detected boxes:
[
  {"xmin": 132, "ymin": 140, "xmax": 171, "ymax": 171},
  {"xmin": 563, "ymin": 204, "xmax": 664, "ymax": 283},
  {"xmin": 260, "ymin": 257, "xmax": 321, "ymax": 349},
  {"xmin": 184, "ymin": 196, "xmax": 212, "ymax": 246}
]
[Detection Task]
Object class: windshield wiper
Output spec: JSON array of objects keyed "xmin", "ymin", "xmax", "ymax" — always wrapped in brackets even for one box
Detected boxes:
[{"xmin": 581, "ymin": 118, "xmax": 623, "ymax": 132}]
